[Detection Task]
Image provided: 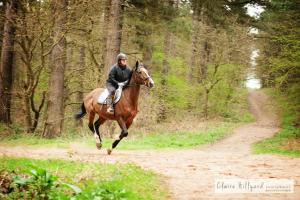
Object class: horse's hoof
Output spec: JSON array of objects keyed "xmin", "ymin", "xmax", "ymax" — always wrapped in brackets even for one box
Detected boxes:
[
  {"xmin": 96, "ymin": 143, "xmax": 102, "ymax": 150},
  {"xmin": 107, "ymin": 148, "xmax": 112, "ymax": 155}
]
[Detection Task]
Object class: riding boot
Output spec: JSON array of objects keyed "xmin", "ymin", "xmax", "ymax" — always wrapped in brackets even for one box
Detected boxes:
[{"xmin": 106, "ymin": 95, "xmax": 115, "ymax": 114}]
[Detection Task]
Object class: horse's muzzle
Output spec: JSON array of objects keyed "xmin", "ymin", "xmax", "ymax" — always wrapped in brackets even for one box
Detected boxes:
[{"xmin": 149, "ymin": 78, "xmax": 154, "ymax": 88}]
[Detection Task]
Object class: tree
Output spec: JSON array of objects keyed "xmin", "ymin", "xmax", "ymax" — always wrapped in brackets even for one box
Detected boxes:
[
  {"xmin": 257, "ymin": 0, "xmax": 300, "ymax": 122},
  {"xmin": 157, "ymin": 0, "xmax": 177, "ymax": 121},
  {"xmin": 0, "ymin": 0, "xmax": 17, "ymax": 124},
  {"xmin": 103, "ymin": 0, "xmax": 124, "ymax": 76},
  {"xmin": 12, "ymin": 1, "xmax": 52, "ymax": 133},
  {"xmin": 43, "ymin": 0, "xmax": 67, "ymax": 138},
  {"xmin": 76, "ymin": 46, "xmax": 85, "ymax": 127}
]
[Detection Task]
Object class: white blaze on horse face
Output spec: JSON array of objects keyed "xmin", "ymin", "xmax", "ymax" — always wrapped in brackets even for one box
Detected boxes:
[
  {"xmin": 149, "ymin": 77, "xmax": 154, "ymax": 85},
  {"xmin": 140, "ymin": 68, "xmax": 147, "ymax": 82},
  {"xmin": 150, "ymin": 79, "xmax": 154, "ymax": 87},
  {"xmin": 140, "ymin": 68, "xmax": 149, "ymax": 77},
  {"xmin": 140, "ymin": 67, "xmax": 154, "ymax": 87}
]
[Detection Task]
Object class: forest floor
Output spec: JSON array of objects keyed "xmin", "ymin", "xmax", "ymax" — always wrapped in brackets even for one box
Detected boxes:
[{"xmin": 1, "ymin": 90, "xmax": 300, "ymax": 200}]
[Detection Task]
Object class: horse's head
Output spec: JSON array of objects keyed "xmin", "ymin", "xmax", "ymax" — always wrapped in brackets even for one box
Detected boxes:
[{"xmin": 132, "ymin": 61, "xmax": 154, "ymax": 88}]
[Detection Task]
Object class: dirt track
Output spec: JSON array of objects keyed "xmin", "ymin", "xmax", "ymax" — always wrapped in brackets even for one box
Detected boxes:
[{"xmin": 1, "ymin": 90, "xmax": 300, "ymax": 199}]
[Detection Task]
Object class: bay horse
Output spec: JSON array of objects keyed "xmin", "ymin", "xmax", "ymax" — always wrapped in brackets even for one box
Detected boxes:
[{"xmin": 74, "ymin": 61, "xmax": 154, "ymax": 154}]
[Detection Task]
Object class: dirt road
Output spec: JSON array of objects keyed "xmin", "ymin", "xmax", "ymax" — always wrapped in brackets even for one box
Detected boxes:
[{"xmin": 1, "ymin": 90, "xmax": 299, "ymax": 199}]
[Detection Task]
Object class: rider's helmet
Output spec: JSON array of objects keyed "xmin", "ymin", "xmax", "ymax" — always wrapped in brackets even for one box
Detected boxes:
[{"xmin": 117, "ymin": 53, "xmax": 127, "ymax": 61}]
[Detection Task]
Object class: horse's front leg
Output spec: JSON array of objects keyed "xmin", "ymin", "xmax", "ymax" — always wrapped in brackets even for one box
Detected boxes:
[
  {"xmin": 125, "ymin": 116, "xmax": 134, "ymax": 129},
  {"xmin": 107, "ymin": 117, "xmax": 128, "ymax": 155}
]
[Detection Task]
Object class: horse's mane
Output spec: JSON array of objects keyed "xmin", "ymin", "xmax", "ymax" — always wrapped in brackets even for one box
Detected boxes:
[{"xmin": 123, "ymin": 68, "xmax": 138, "ymax": 90}]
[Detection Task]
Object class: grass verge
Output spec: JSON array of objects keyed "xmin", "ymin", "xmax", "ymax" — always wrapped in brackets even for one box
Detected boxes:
[
  {"xmin": 253, "ymin": 89, "xmax": 300, "ymax": 157},
  {"xmin": 253, "ymin": 114, "xmax": 300, "ymax": 157},
  {"xmin": 0, "ymin": 156, "xmax": 167, "ymax": 200},
  {"xmin": 0, "ymin": 122, "xmax": 237, "ymax": 150}
]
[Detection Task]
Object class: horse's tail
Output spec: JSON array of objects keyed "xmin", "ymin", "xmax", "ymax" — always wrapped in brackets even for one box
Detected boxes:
[{"xmin": 74, "ymin": 102, "xmax": 86, "ymax": 120}]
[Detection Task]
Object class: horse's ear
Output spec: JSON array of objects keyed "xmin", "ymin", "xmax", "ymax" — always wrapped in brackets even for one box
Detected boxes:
[{"xmin": 135, "ymin": 60, "xmax": 139, "ymax": 71}]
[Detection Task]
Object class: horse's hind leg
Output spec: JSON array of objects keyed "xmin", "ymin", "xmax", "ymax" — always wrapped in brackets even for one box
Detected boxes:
[
  {"xmin": 88, "ymin": 112, "xmax": 95, "ymax": 132},
  {"xmin": 87, "ymin": 112, "xmax": 101, "ymax": 149},
  {"xmin": 94, "ymin": 117, "xmax": 106, "ymax": 149}
]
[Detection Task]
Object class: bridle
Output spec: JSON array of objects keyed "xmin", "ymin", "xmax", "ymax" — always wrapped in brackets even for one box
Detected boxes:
[
  {"xmin": 126, "ymin": 69, "xmax": 150, "ymax": 87},
  {"xmin": 126, "ymin": 79, "xmax": 149, "ymax": 87}
]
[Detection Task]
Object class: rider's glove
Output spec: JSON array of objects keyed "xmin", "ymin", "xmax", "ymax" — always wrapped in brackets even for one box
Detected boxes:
[{"xmin": 118, "ymin": 81, "xmax": 127, "ymax": 87}]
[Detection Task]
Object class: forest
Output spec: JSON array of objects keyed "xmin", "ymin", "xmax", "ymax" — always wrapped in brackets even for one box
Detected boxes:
[{"xmin": 0, "ymin": 0, "xmax": 299, "ymax": 199}]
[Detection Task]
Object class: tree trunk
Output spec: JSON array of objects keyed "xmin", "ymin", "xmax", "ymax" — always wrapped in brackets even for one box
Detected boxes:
[
  {"xmin": 23, "ymin": 93, "xmax": 32, "ymax": 132},
  {"xmin": 0, "ymin": 5, "xmax": 6, "ymax": 51},
  {"xmin": 100, "ymin": 0, "xmax": 112, "ymax": 72},
  {"xmin": 198, "ymin": 6, "xmax": 210, "ymax": 83},
  {"xmin": 64, "ymin": 44, "xmax": 73, "ymax": 107},
  {"xmin": 162, "ymin": 31, "xmax": 171, "ymax": 80},
  {"xmin": 101, "ymin": 0, "xmax": 124, "ymax": 135},
  {"xmin": 43, "ymin": 0, "xmax": 67, "ymax": 138},
  {"xmin": 157, "ymin": 31, "xmax": 171, "ymax": 122},
  {"xmin": 202, "ymin": 72, "xmax": 220, "ymax": 119},
  {"xmin": 0, "ymin": 1, "xmax": 17, "ymax": 124},
  {"xmin": 203, "ymin": 89, "xmax": 209, "ymax": 119},
  {"xmin": 199, "ymin": 40, "xmax": 210, "ymax": 81},
  {"xmin": 103, "ymin": 0, "xmax": 124, "ymax": 76},
  {"xmin": 142, "ymin": 47, "xmax": 152, "ymax": 67},
  {"xmin": 158, "ymin": 0, "xmax": 175, "ymax": 122},
  {"xmin": 104, "ymin": 0, "xmax": 123, "ymax": 68},
  {"xmin": 76, "ymin": 46, "xmax": 85, "ymax": 127},
  {"xmin": 188, "ymin": 12, "xmax": 200, "ymax": 82},
  {"xmin": 162, "ymin": 0, "xmax": 176, "ymax": 82},
  {"xmin": 31, "ymin": 91, "xmax": 46, "ymax": 133}
]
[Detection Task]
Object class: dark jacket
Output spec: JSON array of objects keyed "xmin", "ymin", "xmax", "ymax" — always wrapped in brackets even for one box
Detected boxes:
[{"xmin": 106, "ymin": 64, "xmax": 132, "ymax": 88}]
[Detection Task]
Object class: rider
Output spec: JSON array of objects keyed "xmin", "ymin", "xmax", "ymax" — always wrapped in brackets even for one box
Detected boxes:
[{"xmin": 106, "ymin": 53, "xmax": 132, "ymax": 114}]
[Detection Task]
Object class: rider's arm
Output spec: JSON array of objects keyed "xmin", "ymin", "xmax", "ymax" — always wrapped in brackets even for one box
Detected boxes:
[{"xmin": 108, "ymin": 67, "xmax": 119, "ymax": 85}]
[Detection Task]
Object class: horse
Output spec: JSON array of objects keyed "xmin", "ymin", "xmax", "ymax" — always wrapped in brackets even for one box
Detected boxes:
[{"xmin": 74, "ymin": 61, "xmax": 154, "ymax": 154}]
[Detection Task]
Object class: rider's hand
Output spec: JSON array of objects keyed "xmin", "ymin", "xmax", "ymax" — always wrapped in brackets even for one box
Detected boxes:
[{"xmin": 118, "ymin": 81, "xmax": 126, "ymax": 87}]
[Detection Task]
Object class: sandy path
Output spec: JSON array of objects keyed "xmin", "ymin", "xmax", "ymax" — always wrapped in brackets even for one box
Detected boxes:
[{"xmin": 1, "ymin": 90, "xmax": 299, "ymax": 200}]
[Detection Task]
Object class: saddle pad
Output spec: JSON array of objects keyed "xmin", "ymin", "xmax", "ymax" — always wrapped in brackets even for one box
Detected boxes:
[{"xmin": 97, "ymin": 86, "xmax": 123, "ymax": 105}]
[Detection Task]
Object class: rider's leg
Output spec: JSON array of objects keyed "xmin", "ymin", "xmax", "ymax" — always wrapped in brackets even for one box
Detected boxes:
[{"xmin": 106, "ymin": 83, "xmax": 116, "ymax": 114}]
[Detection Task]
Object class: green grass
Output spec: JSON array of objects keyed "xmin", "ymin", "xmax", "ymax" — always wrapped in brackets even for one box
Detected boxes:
[
  {"xmin": 109, "ymin": 122, "xmax": 236, "ymax": 150},
  {"xmin": 252, "ymin": 89, "xmax": 300, "ymax": 157},
  {"xmin": 253, "ymin": 117, "xmax": 300, "ymax": 157},
  {"xmin": 0, "ymin": 133, "xmax": 83, "ymax": 148},
  {"xmin": 0, "ymin": 157, "xmax": 167, "ymax": 200},
  {"xmin": 0, "ymin": 122, "xmax": 236, "ymax": 150}
]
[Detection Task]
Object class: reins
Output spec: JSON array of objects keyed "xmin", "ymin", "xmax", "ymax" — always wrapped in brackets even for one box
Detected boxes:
[{"xmin": 126, "ymin": 83, "xmax": 142, "ymax": 87}]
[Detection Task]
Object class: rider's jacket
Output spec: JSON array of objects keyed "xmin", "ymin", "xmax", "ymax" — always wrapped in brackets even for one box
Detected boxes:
[{"xmin": 106, "ymin": 64, "xmax": 132, "ymax": 88}]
